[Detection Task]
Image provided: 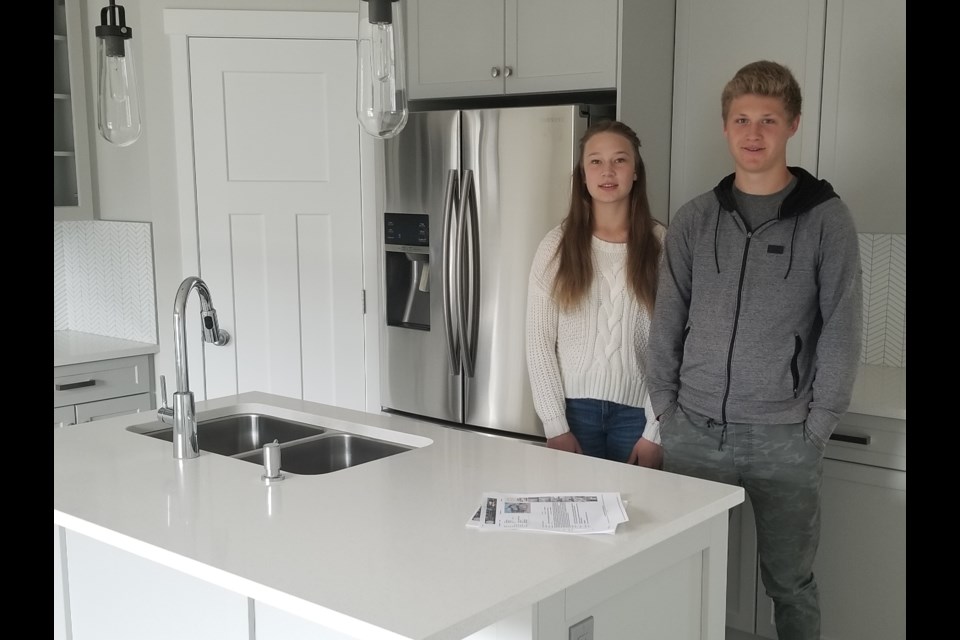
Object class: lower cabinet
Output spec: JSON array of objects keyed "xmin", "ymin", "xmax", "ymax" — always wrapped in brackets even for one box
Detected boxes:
[
  {"xmin": 54, "ymin": 355, "xmax": 155, "ymax": 428},
  {"xmin": 726, "ymin": 413, "xmax": 906, "ymax": 640}
]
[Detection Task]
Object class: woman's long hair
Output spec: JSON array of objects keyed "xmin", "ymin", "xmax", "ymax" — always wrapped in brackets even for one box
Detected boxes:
[{"xmin": 552, "ymin": 120, "xmax": 661, "ymax": 312}]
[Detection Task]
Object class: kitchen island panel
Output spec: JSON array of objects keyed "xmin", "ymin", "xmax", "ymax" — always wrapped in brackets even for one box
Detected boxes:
[{"xmin": 63, "ymin": 527, "xmax": 249, "ymax": 640}]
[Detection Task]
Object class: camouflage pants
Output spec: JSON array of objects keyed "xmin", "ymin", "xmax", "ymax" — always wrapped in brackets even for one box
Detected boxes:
[{"xmin": 660, "ymin": 403, "xmax": 823, "ymax": 640}]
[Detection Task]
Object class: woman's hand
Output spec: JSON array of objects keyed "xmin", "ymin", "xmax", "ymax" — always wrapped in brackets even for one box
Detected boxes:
[
  {"xmin": 627, "ymin": 437, "xmax": 663, "ymax": 469},
  {"xmin": 546, "ymin": 431, "xmax": 583, "ymax": 454}
]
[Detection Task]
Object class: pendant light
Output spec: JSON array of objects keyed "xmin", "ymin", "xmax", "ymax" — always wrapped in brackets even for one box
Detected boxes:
[
  {"xmin": 356, "ymin": 0, "xmax": 408, "ymax": 139},
  {"xmin": 95, "ymin": 0, "xmax": 142, "ymax": 147}
]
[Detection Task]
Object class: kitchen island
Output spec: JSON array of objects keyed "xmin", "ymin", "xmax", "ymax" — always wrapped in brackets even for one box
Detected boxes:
[{"xmin": 54, "ymin": 392, "xmax": 744, "ymax": 640}]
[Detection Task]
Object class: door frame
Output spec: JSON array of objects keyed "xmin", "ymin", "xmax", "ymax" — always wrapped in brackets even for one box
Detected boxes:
[{"xmin": 163, "ymin": 9, "xmax": 382, "ymax": 410}]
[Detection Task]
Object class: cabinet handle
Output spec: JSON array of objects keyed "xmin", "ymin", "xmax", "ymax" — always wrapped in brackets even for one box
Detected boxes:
[
  {"xmin": 503, "ymin": 66, "xmax": 513, "ymax": 77},
  {"xmin": 490, "ymin": 66, "xmax": 500, "ymax": 78},
  {"xmin": 56, "ymin": 379, "xmax": 97, "ymax": 391},
  {"xmin": 829, "ymin": 432, "xmax": 871, "ymax": 446}
]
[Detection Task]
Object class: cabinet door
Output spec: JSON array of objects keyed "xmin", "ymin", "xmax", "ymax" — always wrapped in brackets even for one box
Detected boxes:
[
  {"xmin": 75, "ymin": 392, "xmax": 153, "ymax": 423},
  {"xmin": 754, "ymin": 458, "xmax": 906, "ymax": 640},
  {"xmin": 406, "ymin": 0, "xmax": 506, "ymax": 99},
  {"xmin": 670, "ymin": 0, "xmax": 826, "ymax": 217},
  {"xmin": 504, "ymin": 0, "xmax": 618, "ymax": 94},
  {"xmin": 818, "ymin": 0, "xmax": 905, "ymax": 234},
  {"xmin": 53, "ymin": 0, "xmax": 94, "ymax": 220}
]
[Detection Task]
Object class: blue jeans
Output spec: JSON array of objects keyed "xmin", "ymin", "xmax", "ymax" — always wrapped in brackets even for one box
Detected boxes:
[
  {"xmin": 661, "ymin": 403, "xmax": 824, "ymax": 640},
  {"xmin": 565, "ymin": 398, "xmax": 646, "ymax": 463}
]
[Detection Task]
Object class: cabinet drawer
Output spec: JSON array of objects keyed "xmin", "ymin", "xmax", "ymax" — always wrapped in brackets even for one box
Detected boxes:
[
  {"xmin": 75, "ymin": 393, "xmax": 152, "ymax": 423},
  {"xmin": 826, "ymin": 412, "xmax": 906, "ymax": 471},
  {"xmin": 54, "ymin": 355, "xmax": 152, "ymax": 408},
  {"xmin": 54, "ymin": 405, "xmax": 77, "ymax": 429}
]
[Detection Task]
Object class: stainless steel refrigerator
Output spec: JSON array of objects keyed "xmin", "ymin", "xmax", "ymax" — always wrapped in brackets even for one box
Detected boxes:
[{"xmin": 379, "ymin": 104, "xmax": 589, "ymax": 439}]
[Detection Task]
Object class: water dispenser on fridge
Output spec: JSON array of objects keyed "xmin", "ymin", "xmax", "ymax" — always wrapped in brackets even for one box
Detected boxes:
[{"xmin": 384, "ymin": 213, "xmax": 430, "ymax": 330}]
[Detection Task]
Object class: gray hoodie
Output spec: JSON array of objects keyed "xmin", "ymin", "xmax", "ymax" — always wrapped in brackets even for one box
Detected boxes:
[{"xmin": 647, "ymin": 167, "xmax": 862, "ymax": 450}]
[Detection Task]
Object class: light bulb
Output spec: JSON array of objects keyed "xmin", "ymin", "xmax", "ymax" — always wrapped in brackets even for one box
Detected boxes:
[
  {"xmin": 357, "ymin": 0, "xmax": 408, "ymax": 139},
  {"xmin": 96, "ymin": 1, "xmax": 142, "ymax": 147}
]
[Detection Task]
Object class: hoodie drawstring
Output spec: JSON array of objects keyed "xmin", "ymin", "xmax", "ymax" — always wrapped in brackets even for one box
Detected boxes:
[
  {"xmin": 707, "ymin": 418, "xmax": 729, "ymax": 451},
  {"xmin": 713, "ymin": 205, "xmax": 721, "ymax": 273}
]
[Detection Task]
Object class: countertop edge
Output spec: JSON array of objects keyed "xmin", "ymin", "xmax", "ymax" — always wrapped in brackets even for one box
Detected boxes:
[{"xmin": 54, "ymin": 330, "xmax": 159, "ymax": 368}]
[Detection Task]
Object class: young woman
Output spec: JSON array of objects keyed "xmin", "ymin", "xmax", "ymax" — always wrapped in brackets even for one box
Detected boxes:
[{"xmin": 526, "ymin": 120, "xmax": 664, "ymax": 468}]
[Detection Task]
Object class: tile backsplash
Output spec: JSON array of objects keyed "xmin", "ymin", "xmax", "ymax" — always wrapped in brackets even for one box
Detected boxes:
[
  {"xmin": 859, "ymin": 233, "xmax": 905, "ymax": 368},
  {"xmin": 53, "ymin": 220, "xmax": 157, "ymax": 344}
]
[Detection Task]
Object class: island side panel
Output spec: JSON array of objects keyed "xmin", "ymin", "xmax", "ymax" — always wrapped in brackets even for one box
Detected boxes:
[
  {"xmin": 55, "ymin": 526, "xmax": 69, "ymax": 640},
  {"xmin": 535, "ymin": 512, "xmax": 730, "ymax": 639},
  {"xmin": 63, "ymin": 529, "xmax": 250, "ymax": 640}
]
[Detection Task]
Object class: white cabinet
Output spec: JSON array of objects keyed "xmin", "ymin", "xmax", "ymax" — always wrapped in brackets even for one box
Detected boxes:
[
  {"xmin": 669, "ymin": 0, "xmax": 826, "ymax": 217},
  {"xmin": 53, "ymin": 0, "xmax": 94, "ymax": 220},
  {"xmin": 405, "ymin": 0, "xmax": 619, "ymax": 100},
  {"xmin": 818, "ymin": 0, "xmax": 905, "ymax": 234},
  {"xmin": 669, "ymin": 0, "xmax": 905, "ymax": 231},
  {"xmin": 615, "ymin": 0, "xmax": 677, "ymax": 224},
  {"xmin": 726, "ymin": 412, "xmax": 907, "ymax": 640},
  {"xmin": 53, "ymin": 355, "xmax": 155, "ymax": 428}
]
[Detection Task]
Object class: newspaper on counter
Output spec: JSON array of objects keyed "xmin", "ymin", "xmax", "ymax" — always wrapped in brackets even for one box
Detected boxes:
[{"xmin": 466, "ymin": 492, "xmax": 628, "ymax": 534}]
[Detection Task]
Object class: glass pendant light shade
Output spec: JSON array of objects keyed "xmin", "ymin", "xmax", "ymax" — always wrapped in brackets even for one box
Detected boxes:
[
  {"xmin": 357, "ymin": 0, "xmax": 408, "ymax": 139},
  {"xmin": 95, "ymin": 1, "xmax": 142, "ymax": 147}
]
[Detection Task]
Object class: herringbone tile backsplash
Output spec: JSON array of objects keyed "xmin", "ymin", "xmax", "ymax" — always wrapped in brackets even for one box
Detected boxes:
[
  {"xmin": 53, "ymin": 221, "xmax": 157, "ymax": 344},
  {"xmin": 859, "ymin": 233, "xmax": 906, "ymax": 368}
]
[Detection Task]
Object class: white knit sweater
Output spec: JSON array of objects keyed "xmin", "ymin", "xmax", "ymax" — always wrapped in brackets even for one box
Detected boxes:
[{"xmin": 526, "ymin": 224, "xmax": 663, "ymax": 442}]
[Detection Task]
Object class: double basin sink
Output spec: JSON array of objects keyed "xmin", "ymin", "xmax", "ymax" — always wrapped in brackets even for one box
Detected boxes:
[{"xmin": 134, "ymin": 413, "xmax": 412, "ymax": 475}]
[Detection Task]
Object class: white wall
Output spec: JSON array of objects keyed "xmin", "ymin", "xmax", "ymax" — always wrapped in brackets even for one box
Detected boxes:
[{"xmin": 77, "ymin": 0, "xmax": 358, "ymax": 398}]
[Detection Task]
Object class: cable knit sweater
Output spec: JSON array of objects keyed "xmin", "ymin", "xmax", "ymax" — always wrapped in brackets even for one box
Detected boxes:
[{"xmin": 526, "ymin": 224, "xmax": 664, "ymax": 442}]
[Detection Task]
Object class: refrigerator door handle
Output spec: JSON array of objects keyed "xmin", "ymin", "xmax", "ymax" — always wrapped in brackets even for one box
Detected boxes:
[
  {"xmin": 457, "ymin": 169, "xmax": 480, "ymax": 378},
  {"xmin": 441, "ymin": 169, "xmax": 461, "ymax": 375}
]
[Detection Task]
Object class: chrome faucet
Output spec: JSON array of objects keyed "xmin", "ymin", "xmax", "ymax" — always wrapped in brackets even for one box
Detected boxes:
[{"xmin": 157, "ymin": 276, "xmax": 230, "ymax": 459}]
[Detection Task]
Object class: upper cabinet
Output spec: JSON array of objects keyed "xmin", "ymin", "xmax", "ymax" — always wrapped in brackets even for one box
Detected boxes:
[
  {"xmin": 669, "ymin": 0, "xmax": 827, "ymax": 216},
  {"xmin": 669, "ymin": 0, "xmax": 905, "ymax": 235},
  {"xmin": 54, "ymin": 0, "xmax": 94, "ymax": 220},
  {"xmin": 818, "ymin": 0, "xmax": 905, "ymax": 234},
  {"xmin": 405, "ymin": 0, "xmax": 619, "ymax": 100}
]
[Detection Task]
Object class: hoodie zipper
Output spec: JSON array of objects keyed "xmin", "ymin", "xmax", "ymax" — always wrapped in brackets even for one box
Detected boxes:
[{"xmin": 720, "ymin": 230, "xmax": 753, "ymax": 424}]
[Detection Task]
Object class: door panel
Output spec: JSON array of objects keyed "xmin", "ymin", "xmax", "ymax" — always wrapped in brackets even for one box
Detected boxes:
[{"xmin": 189, "ymin": 37, "xmax": 365, "ymax": 409}]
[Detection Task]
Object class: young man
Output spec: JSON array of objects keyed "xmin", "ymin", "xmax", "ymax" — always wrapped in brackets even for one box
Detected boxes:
[{"xmin": 647, "ymin": 60, "xmax": 862, "ymax": 640}]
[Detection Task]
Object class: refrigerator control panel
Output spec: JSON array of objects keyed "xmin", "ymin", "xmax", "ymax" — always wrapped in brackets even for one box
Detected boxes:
[{"xmin": 385, "ymin": 213, "xmax": 429, "ymax": 248}]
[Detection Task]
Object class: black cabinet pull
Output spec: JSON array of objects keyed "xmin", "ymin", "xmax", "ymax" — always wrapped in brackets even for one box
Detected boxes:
[
  {"xmin": 56, "ymin": 379, "xmax": 97, "ymax": 391},
  {"xmin": 829, "ymin": 432, "xmax": 871, "ymax": 446}
]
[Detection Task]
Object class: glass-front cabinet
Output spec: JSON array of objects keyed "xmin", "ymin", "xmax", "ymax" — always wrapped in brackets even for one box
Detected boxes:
[{"xmin": 54, "ymin": 0, "xmax": 94, "ymax": 220}]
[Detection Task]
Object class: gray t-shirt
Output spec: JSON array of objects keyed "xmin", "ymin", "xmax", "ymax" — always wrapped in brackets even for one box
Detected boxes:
[{"xmin": 734, "ymin": 176, "xmax": 798, "ymax": 232}]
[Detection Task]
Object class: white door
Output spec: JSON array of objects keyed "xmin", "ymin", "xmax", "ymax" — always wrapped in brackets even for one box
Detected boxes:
[{"xmin": 189, "ymin": 37, "xmax": 365, "ymax": 409}]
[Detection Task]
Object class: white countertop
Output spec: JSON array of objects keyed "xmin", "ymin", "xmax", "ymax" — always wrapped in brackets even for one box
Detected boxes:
[
  {"xmin": 54, "ymin": 392, "xmax": 744, "ymax": 640},
  {"xmin": 849, "ymin": 364, "xmax": 907, "ymax": 420},
  {"xmin": 54, "ymin": 330, "xmax": 159, "ymax": 367}
]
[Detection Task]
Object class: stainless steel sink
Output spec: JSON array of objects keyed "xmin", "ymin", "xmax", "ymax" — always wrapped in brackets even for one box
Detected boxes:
[
  {"xmin": 236, "ymin": 432, "xmax": 411, "ymax": 475},
  {"xmin": 140, "ymin": 413, "xmax": 325, "ymax": 457},
  {"xmin": 133, "ymin": 413, "xmax": 414, "ymax": 474}
]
